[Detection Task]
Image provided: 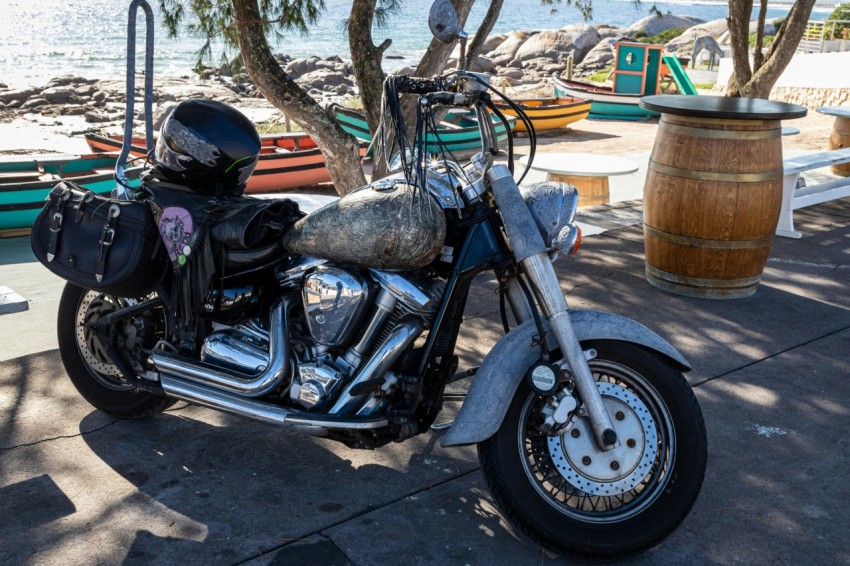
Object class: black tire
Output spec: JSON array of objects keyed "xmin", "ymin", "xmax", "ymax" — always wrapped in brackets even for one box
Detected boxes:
[
  {"xmin": 57, "ymin": 283, "xmax": 174, "ymax": 418},
  {"xmin": 478, "ymin": 340, "xmax": 707, "ymax": 560}
]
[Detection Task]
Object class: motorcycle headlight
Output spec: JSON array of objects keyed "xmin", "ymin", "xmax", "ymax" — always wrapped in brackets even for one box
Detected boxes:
[{"xmin": 521, "ymin": 181, "xmax": 581, "ymax": 258}]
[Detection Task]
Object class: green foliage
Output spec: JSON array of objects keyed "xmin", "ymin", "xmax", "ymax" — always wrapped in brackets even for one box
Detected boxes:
[
  {"xmin": 634, "ymin": 27, "xmax": 685, "ymax": 44},
  {"xmin": 825, "ymin": 4, "xmax": 850, "ymax": 40},
  {"xmin": 632, "ymin": 30, "xmax": 648, "ymax": 39},
  {"xmin": 539, "ymin": 0, "xmax": 593, "ymax": 21},
  {"xmin": 748, "ymin": 32, "xmax": 775, "ymax": 48},
  {"xmin": 587, "ymin": 65, "xmax": 613, "ymax": 83},
  {"xmin": 157, "ymin": 0, "xmax": 328, "ymax": 72}
]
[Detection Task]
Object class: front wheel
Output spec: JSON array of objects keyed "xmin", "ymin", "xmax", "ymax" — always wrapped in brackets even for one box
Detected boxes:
[
  {"xmin": 57, "ymin": 283, "xmax": 174, "ymax": 418},
  {"xmin": 478, "ymin": 340, "xmax": 707, "ymax": 560}
]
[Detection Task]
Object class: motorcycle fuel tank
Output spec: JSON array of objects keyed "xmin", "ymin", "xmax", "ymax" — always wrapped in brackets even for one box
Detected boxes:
[{"xmin": 282, "ymin": 180, "xmax": 446, "ymax": 271}]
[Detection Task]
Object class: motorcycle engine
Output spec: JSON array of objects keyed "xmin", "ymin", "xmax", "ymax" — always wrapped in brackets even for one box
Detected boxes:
[{"xmin": 198, "ymin": 260, "xmax": 440, "ymax": 412}]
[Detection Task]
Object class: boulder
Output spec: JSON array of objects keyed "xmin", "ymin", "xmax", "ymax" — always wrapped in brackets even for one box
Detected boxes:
[
  {"xmin": 489, "ymin": 31, "xmax": 532, "ymax": 66},
  {"xmin": 285, "ymin": 59, "xmax": 309, "ymax": 78},
  {"xmin": 0, "ymin": 88, "xmax": 38, "ymax": 104},
  {"xmin": 515, "ymin": 25, "xmax": 600, "ymax": 64},
  {"xmin": 84, "ymin": 110, "xmax": 113, "ymax": 123},
  {"xmin": 665, "ymin": 18, "xmax": 729, "ymax": 54},
  {"xmin": 497, "ymin": 68, "xmax": 525, "ymax": 80},
  {"xmin": 595, "ymin": 25, "xmax": 629, "ymax": 40},
  {"xmin": 480, "ymin": 33, "xmax": 508, "ymax": 54},
  {"xmin": 153, "ymin": 101, "xmax": 178, "ymax": 130},
  {"xmin": 575, "ymin": 37, "xmax": 619, "ymax": 74},
  {"xmin": 41, "ymin": 87, "xmax": 75, "ymax": 104},
  {"xmin": 625, "ymin": 14, "xmax": 704, "ymax": 37},
  {"xmin": 22, "ymin": 98, "xmax": 50, "ymax": 110}
]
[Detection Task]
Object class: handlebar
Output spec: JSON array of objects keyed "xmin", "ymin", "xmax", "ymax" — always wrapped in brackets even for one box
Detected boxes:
[{"xmin": 390, "ymin": 75, "xmax": 452, "ymax": 95}]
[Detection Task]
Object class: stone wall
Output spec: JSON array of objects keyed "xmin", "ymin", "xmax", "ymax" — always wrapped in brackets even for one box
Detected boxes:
[{"xmin": 769, "ymin": 86, "xmax": 850, "ymax": 108}]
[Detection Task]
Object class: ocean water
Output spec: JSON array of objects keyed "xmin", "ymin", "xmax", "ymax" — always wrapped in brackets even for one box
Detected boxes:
[{"xmin": 0, "ymin": 0, "xmax": 830, "ymax": 89}]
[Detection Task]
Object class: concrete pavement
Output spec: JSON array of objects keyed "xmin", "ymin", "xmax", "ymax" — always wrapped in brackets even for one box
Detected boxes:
[{"xmin": 2, "ymin": 191, "xmax": 850, "ymax": 564}]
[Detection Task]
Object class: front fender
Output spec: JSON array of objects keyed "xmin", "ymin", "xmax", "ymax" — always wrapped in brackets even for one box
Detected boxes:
[{"xmin": 440, "ymin": 310, "xmax": 690, "ymax": 448}]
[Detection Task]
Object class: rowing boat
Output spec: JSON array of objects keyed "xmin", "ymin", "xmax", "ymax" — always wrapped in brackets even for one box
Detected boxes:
[
  {"xmin": 85, "ymin": 132, "xmax": 335, "ymax": 193},
  {"xmin": 0, "ymin": 153, "xmax": 142, "ymax": 234},
  {"xmin": 329, "ymin": 105, "xmax": 516, "ymax": 157},
  {"xmin": 493, "ymin": 97, "xmax": 591, "ymax": 132},
  {"xmin": 552, "ymin": 76, "xmax": 660, "ymax": 120}
]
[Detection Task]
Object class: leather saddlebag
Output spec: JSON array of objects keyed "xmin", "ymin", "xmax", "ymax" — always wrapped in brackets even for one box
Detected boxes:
[{"xmin": 30, "ymin": 181, "xmax": 167, "ymax": 297}]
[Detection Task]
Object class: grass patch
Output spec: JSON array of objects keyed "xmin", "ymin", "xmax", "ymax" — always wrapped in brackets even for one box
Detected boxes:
[
  {"xmin": 692, "ymin": 82, "xmax": 716, "ymax": 89},
  {"xmin": 633, "ymin": 28, "xmax": 685, "ymax": 44},
  {"xmin": 587, "ymin": 65, "xmax": 613, "ymax": 83}
]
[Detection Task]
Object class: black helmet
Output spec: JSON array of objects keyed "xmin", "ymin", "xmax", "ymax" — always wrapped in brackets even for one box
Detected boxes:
[{"xmin": 154, "ymin": 99, "xmax": 261, "ymax": 197}]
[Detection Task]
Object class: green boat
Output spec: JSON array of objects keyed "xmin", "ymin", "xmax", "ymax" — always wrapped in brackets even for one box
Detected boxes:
[
  {"xmin": 0, "ymin": 153, "xmax": 143, "ymax": 234},
  {"xmin": 553, "ymin": 76, "xmax": 660, "ymax": 121},
  {"xmin": 329, "ymin": 104, "xmax": 516, "ymax": 157}
]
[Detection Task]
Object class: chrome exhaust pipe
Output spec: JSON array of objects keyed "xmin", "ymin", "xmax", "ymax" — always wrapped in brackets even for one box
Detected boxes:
[
  {"xmin": 151, "ymin": 295, "xmax": 296, "ymax": 398},
  {"xmin": 329, "ymin": 317, "xmax": 424, "ymax": 415},
  {"xmin": 160, "ymin": 375, "xmax": 388, "ymax": 431}
]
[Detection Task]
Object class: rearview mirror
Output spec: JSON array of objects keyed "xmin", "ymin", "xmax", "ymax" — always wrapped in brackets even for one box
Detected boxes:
[{"xmin": 428, "ymin": 0, "xmax": 462, "ymax": 44}]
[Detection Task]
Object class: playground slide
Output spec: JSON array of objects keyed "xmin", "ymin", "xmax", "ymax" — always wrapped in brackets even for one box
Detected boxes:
[{"xmin": 663, "ymin": 56, "xmax": 698, "ymax": 96}]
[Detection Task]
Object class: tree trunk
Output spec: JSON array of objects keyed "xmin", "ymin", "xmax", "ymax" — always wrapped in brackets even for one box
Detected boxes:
[
  {"xmin": 463, "ymin": 0, "xmax": 504, "ymax": 70},
  {"xmin": 752, "ymin": 0, "xmax": 768, "ymax": 71},
  {"xmin": 726, "ymin": 0, "xmax": 817, "ymax": 99},
  {"xmin": 231, "ymin": 0, "xmax": 366, "ymax": 195},
  {"xmin": 348, "ymin": 0, "xmax": 392, "ymax": 179},
  {"xmin": 726, "ymin": 0, "xmax": 754, "ymax": 92}
]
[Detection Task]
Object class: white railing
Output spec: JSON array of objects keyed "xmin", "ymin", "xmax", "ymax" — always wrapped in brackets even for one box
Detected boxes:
[{"xmin": 797, "ymin": 20, "xmax": 850, "ymax": 53}]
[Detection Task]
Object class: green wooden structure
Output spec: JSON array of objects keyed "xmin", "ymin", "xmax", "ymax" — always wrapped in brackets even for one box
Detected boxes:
[{"xmin": 612, "ymin": 42, "xmax": 664, "ymax": 96}]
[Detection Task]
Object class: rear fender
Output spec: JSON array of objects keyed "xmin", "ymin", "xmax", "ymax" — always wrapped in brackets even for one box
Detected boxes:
[{"xmin": 440, "ymin": 310, "xmax": 690, "ymax": 448}]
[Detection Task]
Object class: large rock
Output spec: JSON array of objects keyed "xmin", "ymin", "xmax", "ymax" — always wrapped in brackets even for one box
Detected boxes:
[
  {"xmin": 665, "ymin": 18, "xmax": 729, "ymax": 54},
  {"xmin": 0, "ymin": 88, "xmax": 39, "ymax": 104},
  {"xmin": 575, "ymin": 37, "xmax": 620, "ymax": 74},
  {"xmin": 625, "ymin": 14, "xmax": 704, "ymax": 37},
  {"xmin": 595, "ymin": 25, "xmax": 629, "ymax": 40},
  {"xmin": 514, "ymin": 24, "xmax": 601, "ymax": 64},
  {"xmin": 488, "ymin": 31, "xmax": 533, "ymax": 66},
  {"xmin": 40, "ymin": 87, "xmax": 75, "ymax": 104}
]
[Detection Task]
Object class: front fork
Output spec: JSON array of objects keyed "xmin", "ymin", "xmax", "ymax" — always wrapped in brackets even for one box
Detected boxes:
[{"xmin": 488, "ymin": 166, "xmax": 618, "ymax": 450}]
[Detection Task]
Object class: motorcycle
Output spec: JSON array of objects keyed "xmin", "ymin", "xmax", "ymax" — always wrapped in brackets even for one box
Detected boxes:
[{"xmin": 32, "ymin": 0, "xmax": 706, "ymax": 559}]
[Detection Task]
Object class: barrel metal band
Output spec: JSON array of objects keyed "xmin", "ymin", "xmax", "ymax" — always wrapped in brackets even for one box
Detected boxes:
[
  {"xmin": 643, "ymin": 224, "xmax": 773, "ymax": 249},
  {"xmin": 649, "ymin": 160, "xmax": 783, "ymax": 183},
  {"xmin": 663, "ymin": 115, "xmax": 780, "ymax": 127},
  {"xmin": 645, "ymin": 263, "xmax": 763, "ymax": 289},
  {"xmin": 661, "ymin": 122, "xmax": 781, "ymax": 140}
]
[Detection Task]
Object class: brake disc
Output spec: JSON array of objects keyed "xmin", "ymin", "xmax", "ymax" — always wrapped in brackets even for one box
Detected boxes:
[{"xmin": 547, "ymin": 382, "xmax": 659, "ymax": 496}]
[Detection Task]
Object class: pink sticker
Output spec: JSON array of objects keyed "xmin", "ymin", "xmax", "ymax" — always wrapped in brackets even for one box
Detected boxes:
[{"xmin": 158, "ymin": 206, "xmax": 193, "ymax": 263}]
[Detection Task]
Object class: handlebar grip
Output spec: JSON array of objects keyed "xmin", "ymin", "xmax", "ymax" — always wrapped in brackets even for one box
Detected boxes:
[{"xmin": 391, "ymin": 75, "xmax": 449, "ymax": 95}]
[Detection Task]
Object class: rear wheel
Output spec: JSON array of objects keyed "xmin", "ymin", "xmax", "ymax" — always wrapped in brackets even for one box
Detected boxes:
[
  {"xmin": 57, "ymin": 283, "xmax": 174, "ymax": 418},
  {"xmin": 478, "ymin": 340, "xmax": 707, "ymax": 559}
]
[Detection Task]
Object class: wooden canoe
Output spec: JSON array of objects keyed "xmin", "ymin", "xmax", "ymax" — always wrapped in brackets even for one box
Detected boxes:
[
  {"xmin": 493, "ymin": 97, "xmax": 591, "ymax": 132},
  {"xmin": 85, "ymin": 132, "xmax": 336, "ymax": 193},
  {"xmin": 329, "ymin": 105, "xmax": 516, "ymax": 158},
  {"xmin": 0, "ymin": 153, "xmax": 142, "ymax": 234},
  {"xmin": 553, "ymin": 76, "xmax": 660, "ymax": 120}
]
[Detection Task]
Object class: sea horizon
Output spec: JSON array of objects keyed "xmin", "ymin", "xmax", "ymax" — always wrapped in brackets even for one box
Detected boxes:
[{"xmin": 0, "ymin": 0, "xmax": 833, "ymax": 90}]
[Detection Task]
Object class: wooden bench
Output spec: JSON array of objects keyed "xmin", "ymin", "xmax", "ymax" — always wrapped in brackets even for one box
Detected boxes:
[{"xmin": 776, "ymin": 147, "xmax": 850, "ymax": 239}]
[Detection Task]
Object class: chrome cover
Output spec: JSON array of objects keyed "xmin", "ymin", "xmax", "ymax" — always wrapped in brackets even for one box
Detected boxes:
[
  {"xmin": 291, "ymin": 361, "xmax": 344, "ymax": 409},
  {"xmin": 200, "ymin": 327, "xmax": 269, "ymax": 374},
  {"xmin": 520, "ymin": 181, "xmax": 579, "ymax": 249},
  {"xmin": 302, "ymin": 266, "xmax": 370, "ymax": 346},
  {"xmin": 369, "ymin": 270, "xmax": 439, "ymax": 314}
]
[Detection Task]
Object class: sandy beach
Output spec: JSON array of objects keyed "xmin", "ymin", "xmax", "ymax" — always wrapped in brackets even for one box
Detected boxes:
[{"xmin": 0, "ymin": 96, "xmax": 837, "ymax": 161}]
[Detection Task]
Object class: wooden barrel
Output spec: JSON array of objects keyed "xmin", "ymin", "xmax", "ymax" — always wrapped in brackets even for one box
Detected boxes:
[
  {"xmin": 643, "ymin": 114, "xmax": 784, "ymax": 299},
  {"xmin": 829, "ymin": 116, "xmax": 850, "ymax": 176}
]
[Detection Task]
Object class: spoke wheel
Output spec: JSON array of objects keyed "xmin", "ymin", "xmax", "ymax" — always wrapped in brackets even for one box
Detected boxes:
[{"xmin": 478, "ymin": 340, "xmax": 707, "ymax": 559}]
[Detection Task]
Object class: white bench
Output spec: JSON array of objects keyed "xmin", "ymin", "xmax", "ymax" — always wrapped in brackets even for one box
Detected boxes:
[{"xmin": 776, "ymin": 147, "xmax": 850, "ymax": 238}]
